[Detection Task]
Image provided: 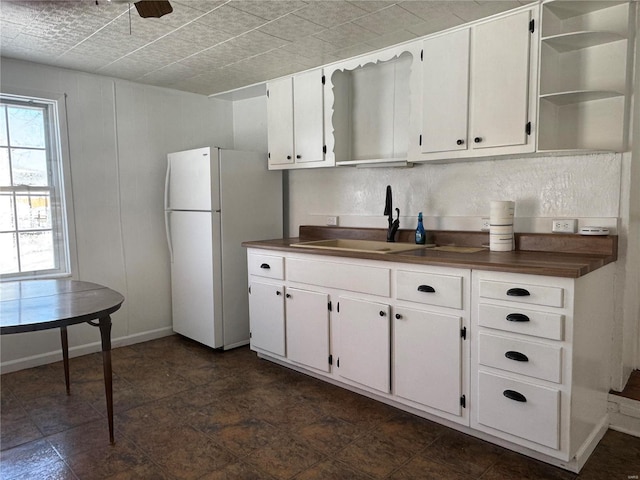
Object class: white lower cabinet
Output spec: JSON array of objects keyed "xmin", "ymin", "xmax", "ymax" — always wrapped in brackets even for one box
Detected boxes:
[
  {"xmin": 246, "ymin": 248, "xmax": 615, "ymax": 473},
  {"xmin": 248, "ymin": 280, "xmax": 285, "ymax": 357},
  {"xmin": 471, "ymin": 266, "xmax": 615, "ymax": 472},
  {"xmin": 337, "ymin": 296, "xmax": 391, "ymax": 394},
  {"xmin": 285, "ymin": 287, "xmax": 330, "ymax": 372},
  {"xmin": 394, "ymin": 306, "xmax": 463, "ymax": 415}
]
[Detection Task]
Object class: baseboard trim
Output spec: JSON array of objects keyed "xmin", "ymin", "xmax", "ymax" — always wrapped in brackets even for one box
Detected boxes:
[
  {"xmin": 0, "ymin": 327, "xmax": 175, "ymax": 374},
  {"xmin": 608, "ymin": 394, "xmax": 640, "ymax": 438}
]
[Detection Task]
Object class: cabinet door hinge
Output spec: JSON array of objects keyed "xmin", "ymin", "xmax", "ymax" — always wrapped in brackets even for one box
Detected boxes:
[
  {"xmin": 248, "ymin": 285, "xmax": 251, "ymax": 294},
  {"xmin": 337, "ymin": 357, "xmax": 340, "ymax": 368},
  {"xmin": 525, "ymin": 121, "xmax": 532, "ymax": 135},
  {"xmin": 419, "ymin": 134, "xmax": 422, "ymax": 146},
  {"xmin": 322, "ymin": 75, "xmax": 326, "ymax": 85},
  {"xmin": 460, "ymin": 395, "xmax": 466, "ymax": 408},
  {"xmin": 420, "ymin": 49, "xmax": 424, "ymax": 61},
  {"xmin": 268, "ymin": 152, "xmax": 271, "ymax": 159},
  {"xmin": 266, "ymin": 89, "xmax": 269, "ymax": 98},
  {"xmin": 249, "ymin": 331, "xmax": 252, "ymax": 338},
  {"xmin": 328, "ymin": 301, "xmax": 332, "ymax": 311},
  {"xmin": 323, "ymin": 145, "xmax": 327, "ymax": 154},
  {"xmin": 529, "ymin": 19, "xmax": 535, "ymax": 33},
  {"xmin": 328, "ymin": 354, "xmax": 333, "ymax": 365},
  {"xmin": 337, "ymin": 302, "xmax": 340, "ymax": 313},
  {"xmin": 461, "ymin": 326, "xmax": 467, "ymax": 340}
]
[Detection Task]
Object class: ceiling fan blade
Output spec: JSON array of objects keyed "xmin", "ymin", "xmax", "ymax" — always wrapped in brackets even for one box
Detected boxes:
[{"xmin": 134, "ymin": 1, "xmax": 173, "ymax": 18}]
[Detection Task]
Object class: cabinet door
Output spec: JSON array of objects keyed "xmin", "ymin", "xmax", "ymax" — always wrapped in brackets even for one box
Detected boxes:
[
  {"xmin": 470, "ymin": 10, "xmax": 532, "ymax": 149},
  {"xmin": 421, "ymin": 29, "xmax": 470, "ymax": 154},
  {"xmin": 293, "ymin": 69, "xmax": 325, "ymax": 165},
  {"xmin": 285, "ymin": 287, "xmax": 330, "ymax": 372},
  {"xmin": 248, "ymin": 280, "xmax": 285, "ymax": 356},
  {"xmin": 337, "ymin": 296, "xmax": 390, "ymax": 393},
  {"xmin": 394, "ymin": 307, "xmax": 463, "ymax": 416},
  {"xmin": 267, "ymin": 77, "xmax": 294, "ymax": 167}
]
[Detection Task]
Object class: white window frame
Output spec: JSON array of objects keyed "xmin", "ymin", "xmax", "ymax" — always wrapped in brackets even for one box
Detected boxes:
[{"xmin": 0, "ymin": 92, "xmax": 74, "ymax": 280}]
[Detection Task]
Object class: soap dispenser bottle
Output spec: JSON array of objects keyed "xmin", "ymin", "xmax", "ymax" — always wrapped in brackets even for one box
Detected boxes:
[{"xmin": 415, "ymin": 212, "xmax": 426, "ymax": 244}]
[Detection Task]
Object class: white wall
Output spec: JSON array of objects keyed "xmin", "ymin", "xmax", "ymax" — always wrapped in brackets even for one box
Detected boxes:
[
  {"xmin": 0, "ymin": 58, "xmax": 234, "ymax": 371},
  {"xmin": 235, "ymin": 93, "xmax": 638, "ymax": 392}
]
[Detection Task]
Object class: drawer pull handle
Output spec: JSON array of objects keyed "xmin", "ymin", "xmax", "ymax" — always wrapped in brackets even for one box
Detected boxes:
[
  {"xmin": 507, "ymin": 288, "xmax": 530, "ymax": 297},
  {"xmin": 505, "ymin": 351, "xmax": 529, "ymax": 362},
  {"xmin": 260, "ymin": 263, "xmax": 271, "ymax": 269},
  {"xmin": 276, "ymin": 291, "xmax": 282, "ymax": 296},
  {"xmin": 379, "ymin": 311, "xmax": 386, "ymax": 317},
  {"xmin": 285, "ymin": 293, "xmax": 291, "ymax": 298},
  {"xmin": 503, "ymin": 390, "xmax": 527, "ymax": 402},
  {"xmin": 506, "ymin": 313, "xmax": 530, "ymax": 322},
  {"xmin": 395, "ymin": 313, "xmax": 402, "ymax": 319},
  {"xmin": 417, "ymin": 285, "xmax": 436, "ymax": 293}
]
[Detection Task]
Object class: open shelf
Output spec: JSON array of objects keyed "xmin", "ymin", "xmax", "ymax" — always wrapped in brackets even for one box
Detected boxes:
[
  {"xmin": 540, "ymin": 90, "xmax": 624, "ymax": 106},
  {"xmin": 544, "ymin": 1, "xmax": 627, "ymax": 21},
  {"xmin": 542, "ymin": 31, "xmax": 625, "ymax": 52}
]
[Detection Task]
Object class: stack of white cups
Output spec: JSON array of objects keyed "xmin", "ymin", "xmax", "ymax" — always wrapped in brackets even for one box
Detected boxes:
[{"xmin": 490, "ymin": 201, "xmax": 515, "ymax": 251}]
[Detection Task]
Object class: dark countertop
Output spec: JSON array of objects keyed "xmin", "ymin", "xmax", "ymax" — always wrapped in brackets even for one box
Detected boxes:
[{"xmin": 242, "ymin": 226, "xmax": 618, "ymax": 278}]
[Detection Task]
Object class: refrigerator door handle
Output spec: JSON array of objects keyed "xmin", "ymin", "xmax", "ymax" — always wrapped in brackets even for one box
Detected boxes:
[
  {"xmin": 164, "ymin": 159, "xmax": 171, "ymax": 211},
  {"xmin": 165, "ymin": 210, "xmax": 174, "ymax": 263}
]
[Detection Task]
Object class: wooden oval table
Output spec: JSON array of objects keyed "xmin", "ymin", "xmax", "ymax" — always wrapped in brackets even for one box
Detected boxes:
[{"xmin": 0, "ymin": 279, "xmax": 125, "ymax": 444}]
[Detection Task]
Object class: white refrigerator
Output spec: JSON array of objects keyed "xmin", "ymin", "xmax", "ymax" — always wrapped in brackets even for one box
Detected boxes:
[{"xmin": 164, "ymin": 147, "xmax": 282, "ymax": 349}]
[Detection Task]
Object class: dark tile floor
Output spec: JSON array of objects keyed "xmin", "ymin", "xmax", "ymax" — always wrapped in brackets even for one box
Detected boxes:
[{"xmin": 1, "ymin": 335, "xmax": 639, "ymax": 480}]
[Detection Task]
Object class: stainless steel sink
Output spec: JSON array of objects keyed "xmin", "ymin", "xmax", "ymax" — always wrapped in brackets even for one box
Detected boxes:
[{"xmin": 290, "ymin": 238, "xmax": 428, "ymax": 254}]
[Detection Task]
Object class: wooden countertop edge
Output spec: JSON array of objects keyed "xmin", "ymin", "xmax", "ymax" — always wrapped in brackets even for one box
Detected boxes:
[{"xmin": 242, "ymin": 235, "xmax": 617, "ymax": 279}]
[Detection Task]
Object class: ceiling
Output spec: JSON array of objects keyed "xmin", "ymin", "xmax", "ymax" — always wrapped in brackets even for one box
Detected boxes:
[{"xmin": 0, "ymin": 0, "xmax": 533, "ymax": 97}]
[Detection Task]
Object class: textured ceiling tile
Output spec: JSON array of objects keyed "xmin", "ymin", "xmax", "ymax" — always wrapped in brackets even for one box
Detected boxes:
[
  {"xmin": 258, "ymin": 13, "xmax": 325, "ymax": 42},
  {"xmin": 353, "ymin": 4, "xmax": 424, "ymax": 36},
  {"xmin": 138, "ymin": 62, "xmax": 194, "ymax": 84},
  {"xmin": 295, "ymin": 1, "xmax": 369, "ymax": 28},
  {"xmin": 314, "ymin": 22, "xmax": 379, "ymax": 48},
  {"xmin": 228, "ymin": 0, "xmax": 308, "ymax": 21},
  {"xmin": 146, "ymin": 2, "xmax": 213, "ymax": 26},
  {"xmin": 4, "ymin": 32, "xmax": 75, "ymax": 55},
  {"xmin": 166, "ymin": 21, "xmax": 234, "ymax": 48},
  {"xmin": 457, "ymin": 1, "xmax": 521, "ymax": 21},
  {"xmin": 280, "ymin": 35, "xmax": 337, "ymax": 56},
  {"xmin": 224, "ymin": 30, "xmax": 290, "ymax": 57},
  {"xmin": 172, "ymin": 1, "xmax": 227, "ymax": 14},
  {"xmin": 0, "ymin": 1, "xmax": 46, "ymax": 25},
  {"xmin": 98, "ymin": 57, "xmax": 158, "ymax": 80},
  {"xmin": 258, "ymin": 47, "xmax": 320, "ymax": 70},
  {"xmin": 54, "ymin": 51, "xmax": 117, "ymax": 71},
  {"xmin": 405, "ymin": 16, "xmax": 464, "ymax": 37},
  {"xmin": 196, "ymin": 4, "xmax": 268, "ymax": 36},
  {"xmin": 347, "ymin": 1, "xmax": 398, "ymax": 13},
  {"xmin": 1, "ymin": 20, "xmax": 23, "ymax": 41},
  {"xmin": 365, "ymin": 28, "xmax": 417, "ymax": 49},
  {"xmin": 331, "ymin": 42, "xmax": 377, "ymax": 61}
]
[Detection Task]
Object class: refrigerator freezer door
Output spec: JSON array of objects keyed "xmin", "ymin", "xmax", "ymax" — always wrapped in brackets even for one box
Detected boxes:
[
  {"xmin": 168, "ymin": 210, "xmax": 223, "ymax": 348},
  {"xmin": 166, "ymin": 147, "xmax": 220, "ymax": 211}
]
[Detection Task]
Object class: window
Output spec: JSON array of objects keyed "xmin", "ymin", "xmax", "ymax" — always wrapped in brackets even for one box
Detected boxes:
[{"xmin": 0, "ymin": 95, "xmax": 70, "ymax": 279}]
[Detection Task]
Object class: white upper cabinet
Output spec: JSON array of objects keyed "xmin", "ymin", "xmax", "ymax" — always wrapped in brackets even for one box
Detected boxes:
[
  {"xmin": 537, "ymin": 1, "xmax": 634, "ymax": 152},
  {"xmin": 420, "ymin": 29, "xmax": 470, "ymax": 154},
  {"xmin": 324, "ymin": 44, "xmax": 420, "ymax": 166},
  {"xmin": 267, "ymin": 69, "xmax": 332, "ymax": 170},
  {"xmin": 415, "ymin": 6, "xmax": 538, "ymax": 161}
]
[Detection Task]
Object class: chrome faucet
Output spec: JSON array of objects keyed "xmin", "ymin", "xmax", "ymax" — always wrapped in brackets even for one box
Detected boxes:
[{"xmin": 384, "ymin": 185, "xmax": 400, "ymax": 242}]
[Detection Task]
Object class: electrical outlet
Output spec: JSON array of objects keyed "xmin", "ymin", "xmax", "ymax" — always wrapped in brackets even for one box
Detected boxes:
[
  {"xmin": 326, "ymin": 216, "xmax": 339, "ymax": 226},
  {"xmin": 552, "ymin": 218, "xmax": 578, "ymax": 233},
  {"xmin": 481, "ymin": 217, "xmax": 490, "ymax": 231}
]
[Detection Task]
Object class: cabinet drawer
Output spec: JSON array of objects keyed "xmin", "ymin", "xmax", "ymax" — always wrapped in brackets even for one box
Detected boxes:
[
  {"xmin": 248, "ymin": 253, "xmax": 284, "ymax": 279},
  {"xmin": 397, "ymin": 270, "xmax": 463, "ymax": 309},
  {"xmin": 288, "ymin": 258, "xmax": 390, "ymax": 297},
  {"xmin": 479, "ymin": 280, "xmax": 564, "ymax": 308},
  {"xmin": 478, "ymin": 371, "xmax": 560, "ymax": 449},
  {"xmin": 478, "ymin": 332, "xmax": 562, "ymax": 383},
  {"xmin": 478, "ymin": 304, "xmax": 564, "ymax": 340}
]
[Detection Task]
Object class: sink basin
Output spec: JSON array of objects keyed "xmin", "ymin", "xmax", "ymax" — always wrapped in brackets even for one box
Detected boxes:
[{"xmin": 290, "ymin": 238, "xmax": 428, "ymax": 254}]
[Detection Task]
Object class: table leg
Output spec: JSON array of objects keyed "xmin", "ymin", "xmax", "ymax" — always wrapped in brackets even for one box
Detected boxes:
[
  {"xmin": 60, "ymin": 326, "xmax": 70, "ymax": 395},
  {"xmin": 98, "ymin": 315, "xmax": 114, "ymax": 444}
]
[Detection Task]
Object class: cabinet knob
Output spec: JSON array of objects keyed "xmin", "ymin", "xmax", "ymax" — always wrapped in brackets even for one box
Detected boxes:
[
  {"xmin": 260, "ymin": 263, "xmax": 270, "ymax": 269},
  {"xmin": 395, "ymin": 313, "xmax": 402, "ymax": 319},
  {"xmin": 379, "ymin": 311, "xmax": 386, "ymax": 317},
  {"xmin": 474, "ymin": 137, "xmax": 482, "ymax": 143},
  {"xmin": 296, "ymin": 154, "xmax": 302, "ymax": 159},
  {"xmin": 507, "ymin": 288, "xmax": 530, "ymax": 297},
  {"xmin": 456, "ymin": 139, "xmax": 464, "ymax": 145},
  {"xmin": 506, "ymin": 313, "xmax": 530, "ymax": 322},
  {"xmin": 417, "ymin": 285, "xmax": 435, "ymax": 293},
  {"xmin": 276, "ymin": 291, "xmax": 282, "ymax": 296},
  {"xmin": 505, "ymin": 351, "xmax": 529, "ymax": 362},
  {"xmin": 503, "ymin": 389, "xmax": 527, "ymax": 403},
  {"xmin": 285, "ymin": 293, "xmax": 291, "ymax": 298},
  {"xmin": 287, "ymin": 155, "xmax": 292, "ymax": 160}
]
